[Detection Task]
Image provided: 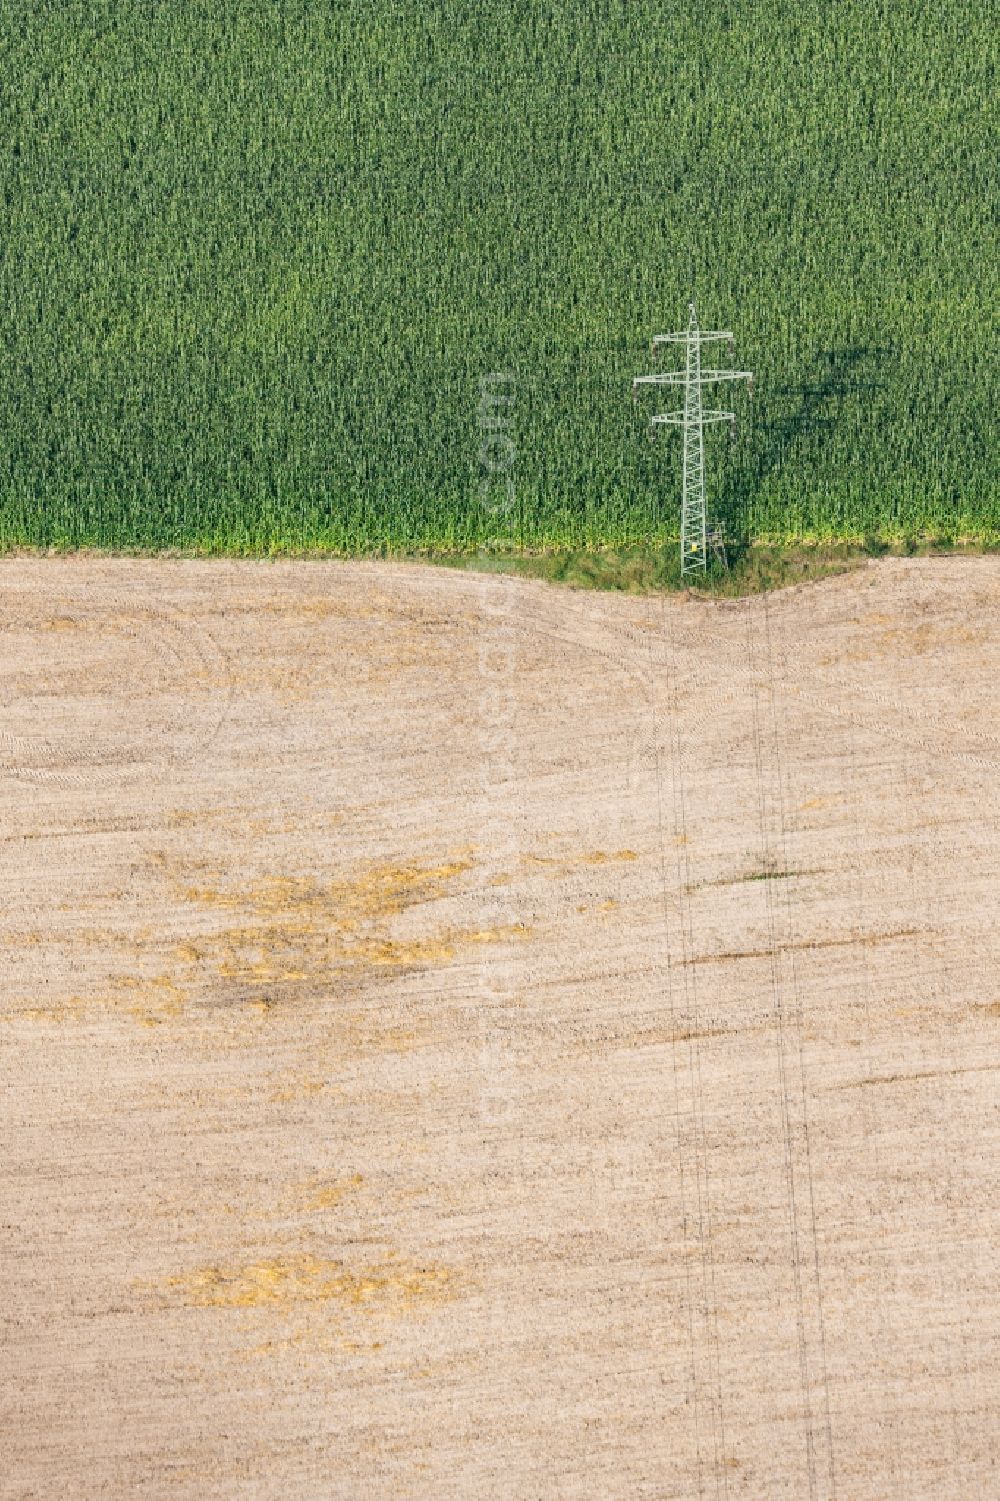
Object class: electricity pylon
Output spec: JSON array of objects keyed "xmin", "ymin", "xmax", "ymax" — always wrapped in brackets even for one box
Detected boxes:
[{"xmin": 633, "ymin": 302, "xmax": 753, "ymax": 575}]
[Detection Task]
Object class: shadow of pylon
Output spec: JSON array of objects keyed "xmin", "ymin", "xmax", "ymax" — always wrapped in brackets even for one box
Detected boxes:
[{"xmin": 714, "ymin": 342, "xmax": 895, "ymax": 556}]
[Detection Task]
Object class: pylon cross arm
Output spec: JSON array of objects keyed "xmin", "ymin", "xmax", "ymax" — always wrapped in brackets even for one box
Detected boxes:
[
  {"xmin": 652, "ymin": 330, "xmax": 732, "ymax": 344},
  {"xmin": 695, "ymin": 369, "xmax": 754, "ymax": 384},
  {"xmin": 633, "ymin": 372, "xmax": 686, "ymax": 388}
]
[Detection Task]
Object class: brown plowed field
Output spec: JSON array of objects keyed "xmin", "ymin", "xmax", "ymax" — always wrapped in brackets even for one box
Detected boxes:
[{"xmin": 2, "ymin": 555, "xmax": 998, "ymax": 1499}]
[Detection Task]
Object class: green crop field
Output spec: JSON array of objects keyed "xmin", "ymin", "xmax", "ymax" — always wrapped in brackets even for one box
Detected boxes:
[{"xmin": 0, "ymin": 1, "xmax": 995, "ymax": 554}]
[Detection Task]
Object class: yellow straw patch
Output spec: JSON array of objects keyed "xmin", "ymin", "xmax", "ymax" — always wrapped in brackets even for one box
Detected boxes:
[{"xmin": 166, "ymin": 1253, "xmax": 456, "ymax": 1313}]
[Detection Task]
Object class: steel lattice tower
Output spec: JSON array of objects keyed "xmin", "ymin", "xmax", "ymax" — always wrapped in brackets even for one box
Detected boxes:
[{"xmin": 633, "ymin": 302, "xmax": 753, "ymax": 575}]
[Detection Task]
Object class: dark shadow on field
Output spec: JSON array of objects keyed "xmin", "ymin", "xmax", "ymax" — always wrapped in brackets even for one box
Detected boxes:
[{"xmin": 715, "ymin": 343, "xmax": 894, "ymax": 555}]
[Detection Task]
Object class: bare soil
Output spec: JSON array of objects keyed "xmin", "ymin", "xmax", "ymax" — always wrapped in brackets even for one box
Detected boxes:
[{"xmin": 1, "ymin": 555, "xmax": 997, "ymax": 1500}]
